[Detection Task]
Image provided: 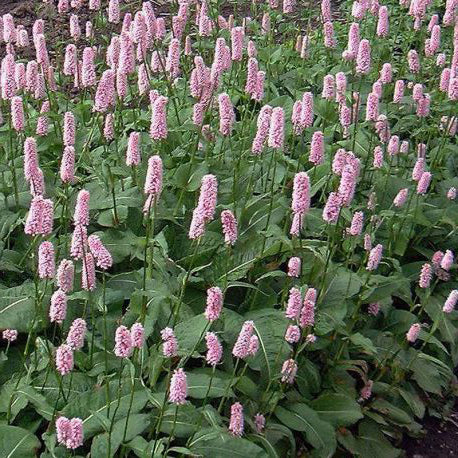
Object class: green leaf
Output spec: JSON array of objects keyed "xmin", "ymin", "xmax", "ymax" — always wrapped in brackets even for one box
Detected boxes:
[
  {"xmin": 186, "ymin": 371, "xmax": 232, "ymax": 398},
  {"xmin": 275, "ymin": 403, "xmax": 336, "ymax": 455},
  {"xmin": 349, "ymin": 333, "xmax": 378, "ymax": 356},
  {"xmin": 0, "ymin": 282, "xmax": 39, "ymax": 332},
  {"xmin": 0, "ymin": 425, "xmax": 41, "ymax": 458},
  {"xmin": 90, "ymin": 414, "xmax": 150, "ymax": 458},
  {"xmin": 310, "ymin": 393, "xmax": 364, "ymax": 427},
  {"xmin": 175, "ymin": 314, "xmax": 208, "ymax": 353},
  {"xmin": 190, "ymin": 430, "xmax": 267, "ymax": 458}
]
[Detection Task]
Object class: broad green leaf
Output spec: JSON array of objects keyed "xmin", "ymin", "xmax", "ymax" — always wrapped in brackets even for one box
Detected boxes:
[
  {"xmin": 0, "ymin": 425, "xmax": 41, "ymax": 458},
  {"xmin": 310, "ymin": 393, "xmax": 363, "ymax": 427},
  {"xmin": 275, "ymin": 403, "xmax": 336, "ymax": 455}
]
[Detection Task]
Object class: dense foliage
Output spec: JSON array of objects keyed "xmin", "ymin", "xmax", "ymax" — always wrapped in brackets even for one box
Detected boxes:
[{"xmin": 0, "ymin": 0, "xmax": 457, "ymax": 456}]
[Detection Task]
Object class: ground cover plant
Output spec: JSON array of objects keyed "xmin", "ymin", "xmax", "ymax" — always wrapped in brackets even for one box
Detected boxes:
[{"xmin": 0, "ymin": 0, "xmax": 457, "ymax": 456}]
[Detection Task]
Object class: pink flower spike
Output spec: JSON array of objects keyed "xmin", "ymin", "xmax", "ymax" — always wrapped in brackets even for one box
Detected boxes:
[
  {"xmin": 443, "ymin": 290, "xmax": 458, "ymax": 313},
  {"xmin": 232, "ymin": 320, "xmax": 254, "ymax": 359},
  {"xmin": 60, "ymin": 146, "xmax": 76, "ymax": 184},
  {"xmin": 287, "ymin": 257, "xmax": 301, "ymax": 277},
  {"xmin": 38, "ymin": 241, "xmax": 55, "ymax": 279},
  {"xmin": 56, "ymin": 344, "xmax": 74, "ymax": 375},
  {"xmin": 285, "ymin": 325, "xmax": 301, "ymax": 343},
  {"xmin": 406, "ymin": 323, "xmax": 421, "ymax": 343},
  {"xmin": 74, "ymin": 190, "xmax": 90, "ymax": 226},
  {"xmin": 126, "ymin": 132, "xmax": 141, "ymax": 167},
  {"xmin": 285, "ymin": 287, "xmax": 302, "ymax": 320},
  {"xmin": 205, "ymin": 332, "xmax": 223, "ymax": 366},
  {"xmin": 309, "ymin": 131, "xmax": 324, "ymax": 165},
  {"xmin": 161, "ymin": 327, "xmax": 178, "ymax": 357},
  {"xmin": 281, "ymin": 359, "xmax": 298, "ymax": 384},
  {"xmin": 229, "ymin": 402, "xmax": 244, "ymax": 436},
  {"xmin": 221, "ymin": 210, "xmax": 238, "ymax": 245},
  {"xmin": 254, "ymin": 413, "xmax": 266, "ymax": 433},
  {"xmin": 114, "ymin": 325, "xmax": 133, "ymax": 358},
  {"xmin": 169, "ymin": 368, "xmax": 187, "ymax": 405},
  {"xmin": 416, "ymin": 172, "xmax": 432, "ymax": 195},
  {"xmin": 205, "ymin": 286, "xmax": 223, "ymax": 322},
  {"xmin": 268, "ymin": 107, "xmax": 285, "ymax": 149},
  {"xmin": 440, "ymin": 250, "xmax": 454, "ymax": 271},
  {"xmin": 2, "ymin": 329, "xmax": 18, "ymax": 342},
  {"xmin": 50, "ymin": 289, "xmax": 67, "ymax": 324},
  {"xmin": 367, "ymin": 244, "xmax": 383, "ymax": 271},
  {"xmin": 66, "ymin": 318, "xmax": 87, "ymax": 350},
  {"xmin": 81, "ymin": 253, "xmax": 96, "ymax": 291},
  {"xmin": 419, "ymin": 263, "xmax": 432, "ymax": 288},
  {"xmin": 131, "ymin": 323, "xmax": 145, "ymax": 349},
  {"xmin": 88, "ymin": 235, "xmax": 113, "ymax": 270}
]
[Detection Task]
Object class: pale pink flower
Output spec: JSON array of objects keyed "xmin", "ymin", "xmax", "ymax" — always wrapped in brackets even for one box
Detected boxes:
[
  {"xmin": 131, "ymin": 323, "xmax": 145, "ymax": 349},
  {"xmin": 126, "ymin": 132, "xmax": 141, "ymax": 167},
  {"xmin": 57, "ymin": 259, "xmax": 74, "ymax": 293},
  {"xmin": 205, "ymin": 286, "xmax": 223, "ymax": 322},
  {"xmin": 232, "ymin": 321, "xmax": 254, "ymax": 359},
  {"xmin": 376, "ymin": 6, "xmax": 389, "ymax": 37},
  {"xmin": 144, "ymin": 155, "xmax": 163, "ymax": 201},
  {"xmin": 291, "ymin": 172, "xmax": 311, "ymax": 215},
  {"xmin": 67, "ymin": 318, "xmax": 86, "ymax": 350},
  {"xmin": 221, "ymin": 210, "xmax": 237, "ymax": 245},
  {"xmin": 412, "ymin": 158, "xmax": 425, "ymax": 181},
  {"xmin": 440, "ymin": 250, "xmax": 454, "ymax": 271},
  {"xmin": 197, "ymin": 174, "xmax": 218, "ymax": 222},
  {"xmin": 368, "ymin": 302, "xmax": 380, "ymax": 316},
  {"xmin": 285, "ymin": 325, "xmax": 301, "ymax": 343},
  {"xmin": 56, "ymin": 344, "xmax": 74, "ymax": 375},
  {"xmin": 70, "ymin": 225, "xmax": 87, "ymax": 260},
  {"xmin": 74, "ymin": 190, "xmax": 90, "ymax": 226},
  {"xmin": 406, "ymin": 323, "xmax": 421, "ymax": 343},
  {"xmin": 229, "ymin": 402, "xmax": 244, "ymax": 436},
  {"xmin": 81, "ymin": 253, "xmax": 96, "ymax": 291},
  {"xmin": 231, "ymin": 27, "xmax": 244, "ymax": 61},
  {"xmin": 205, "ymin": 332, "xmax": 223, "ymax": 366},
  {"xmin": 169, "ymin": 368, "xmax": 188, "ymax": 405},
  {"xmin": 254, "ymin": 413, "xmax": 266, "ymax": 433},
  {"xmin": 94, "ymin": 69, "xmax": 115, "ymax": 113},
  {"xmin": 108, "ymin": 0, "xmax": 120, "ymax": 24},
  {"xmin": 161, "ymin": 327, "xmax": 178, "ymax": 357},
  {"xmin": 218, "ymin": 93, "xmax": 235, "ymax": 136},
  {"xmin": 287, "ymin": 257, "xmax": 301, "ymax": 277},
  {"xmin": 367, "ymin": 244, "xmax": 383, "ymax": 270},
  {"xmin": 349, "ymin": 211, "xmax": 364, "ymax": 236},
  {"xmin": 417, "ymin": 172, "xmax": 432, "ymax": 195},
  {"xmin": 38, "ymin": 241, "xmax": 55, "ymax": 279},
  {"xmin": 50, "ymin": 290, "xmax": 67, "ymax": 324},
  {"xmin": 419, "ymin": 263, "xmax": 432, "ymax": 288},
  {"xmin": 310, "ymin": 131, "xmax": 324, "ymax": 165},
  {"xmin": 63, "ymin": 112, "xmax": 76, "ymax": 147},
  {"xmin": 373, "ymin": 146, "xmax": 383, "ymax": 168},
  {"xmin": 323, "ymin": 192, "xmax": 342, "ymax": 223},
  {"xmin": 60, "ymin": 147, "xmax": 75, "ymax": 184},
  {"xmin": 408, "ymin": 49, "xmax": 420, "ymax": 73},
  {"xmin": 443, "ymin": 290, "xmax": 458, "ymax": 313},
  {"xmin": 114, "ymin": 325, "xmax": 132, "ymax": 358},
  {"xmin": 281, "ymin": 359, "xmax": 297, "ymax": 384},
  {"xmin": 88, "ymin": 235, "xmax": 113, "ymax": 270},
  {"xmin": 447, "ymin": 187, "xmax": 457, "ymax": 200},
  {"xmin": 323, "ymin": 21, "xmax": 336, "ymax": 48},
  {"xmin": 286, "ymin": 288, "xmax": 302, "ymax": 319},
  {"xmin": 2, "ymin": 329, "xmax": 18, "ymax": 342},
  {"xmin": 360, "ymin": 380, "xmax": 373, "ymax": 400},
  {"xmin": 268, "ymin": 107, "xmax": 285, "ymax": 149},
  {"xmin": 393, "ymin": 79, "xmax": 405, "ymax": 102},
  {"xmin": 150, "ymin": 96, "xmax": 168, "ymax": 140},
  {"xmin": 356, "ymin": 39, "xmax": 371, "ymax": 74},
  {"xmin": 393, "ymin": 188, "xmax": 408, "ymax": 207},
  {"xmin": 11, "ymin": 96, "xmax": 24, "ymax": 131}
]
